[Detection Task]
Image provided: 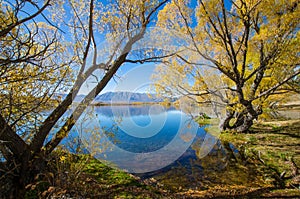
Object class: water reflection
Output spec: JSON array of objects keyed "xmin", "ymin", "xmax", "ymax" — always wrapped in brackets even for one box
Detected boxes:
[
  {"xmin": 70, "ymin": 105, "xmax": 242, "ymax": 188},
  {"xmin": 78, "ymin": 105, "xmax": 203, "ymax": 173},
  {"xmin": 93, "ymin": 105, "xmax": 176, "ymax": 117}
]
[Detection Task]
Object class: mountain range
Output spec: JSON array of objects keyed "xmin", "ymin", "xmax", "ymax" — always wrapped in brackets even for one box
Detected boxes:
[
  {"xmin": 54, "ymin": 92, "xmax": 176, "ymax": 103},
  {"xmin": 94, "ymin": 92, "xmax": 164, "ymax": 103}
]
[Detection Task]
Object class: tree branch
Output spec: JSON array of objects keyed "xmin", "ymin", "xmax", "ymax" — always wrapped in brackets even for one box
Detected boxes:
[
  {"xmin": 0, "ymin": 113, "xmax": 27, "ymax": 159},
  {"xmin": 0, "ymin": 0, "xmax": 51, "ymax": 37}
]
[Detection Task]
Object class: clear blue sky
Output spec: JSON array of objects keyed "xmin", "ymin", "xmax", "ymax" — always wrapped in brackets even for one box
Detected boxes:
[
  {"xmin": 79, "ymin": 62, "xmax": 158, "ymax": 95},
  {"xmin": 37, "ymin": 0, "xmax": 231, "ymax": 95},
  {"xmin": 78, "ymin": 0, "xmax": 232, "ymax": 95}
]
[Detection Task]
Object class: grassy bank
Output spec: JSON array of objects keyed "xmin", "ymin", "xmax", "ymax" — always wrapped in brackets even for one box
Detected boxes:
[
  {"xmin": 211, "ymin": 119, "xmax": 300, "ymax": 198},
  {"xmin": 171, "ymin": 117, "xmax": 300, "ymax": 198},
  {"xmin": 25, "ymin": 151, "xmax": 171, "ymax": 199}
]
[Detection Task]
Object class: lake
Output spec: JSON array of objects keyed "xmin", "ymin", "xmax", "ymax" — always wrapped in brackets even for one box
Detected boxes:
[{"xmin": 66, "ymin": 104, "xmax": 233, "ymax": 189}]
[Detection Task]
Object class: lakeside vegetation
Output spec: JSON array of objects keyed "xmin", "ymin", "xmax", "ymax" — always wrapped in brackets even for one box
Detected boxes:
[{"xmin": 24, "ymin": 150, "xmax": 169, "ymax": 198}]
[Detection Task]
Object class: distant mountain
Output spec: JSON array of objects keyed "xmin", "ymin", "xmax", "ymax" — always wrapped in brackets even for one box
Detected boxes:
[
  {"xmin": 94, "ymin": 92, "xmax": 165, "ymax": 103},
  {"xmin": 53, "ymin": 92, "xmax": 177, "ymax": 104}
]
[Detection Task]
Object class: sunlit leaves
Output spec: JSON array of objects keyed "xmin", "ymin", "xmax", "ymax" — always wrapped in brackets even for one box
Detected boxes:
[
  {"xmin": 0, "ymin": 1, "xmax": 73, "ymax": 140},
  {"xmin": 155, "ymin": 0, "xmax": 299, "ymax": 131}
]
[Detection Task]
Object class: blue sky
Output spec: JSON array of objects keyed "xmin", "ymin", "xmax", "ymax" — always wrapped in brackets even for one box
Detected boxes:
[
  {"xmin": 16, "ymin": 0, "xmax": 232, "ymax": 95},
  {"xmin": 82, "ymin": 0, "xmax": 232, "ymax": 95},
  {"xmin": 79, "ymin": 62, "xmax": 158, "ymax": 95}
]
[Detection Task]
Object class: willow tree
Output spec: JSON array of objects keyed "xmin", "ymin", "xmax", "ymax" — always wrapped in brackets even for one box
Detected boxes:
[
  {"xmin": 154, "ymin": 0, "xmax": 300, "ymax": 132},
  {"xmin": 0, "ymin": 0, "xmax": 169, "ymax": 197}
]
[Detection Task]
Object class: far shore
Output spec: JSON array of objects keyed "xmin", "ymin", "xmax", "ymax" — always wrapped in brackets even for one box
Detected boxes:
[{"xmin": 91, "ymin": 101, "xmax": 169, "ymax": 106}]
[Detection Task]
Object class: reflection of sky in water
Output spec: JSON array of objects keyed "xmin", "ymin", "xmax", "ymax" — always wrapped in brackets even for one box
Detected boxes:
[
  {"xmin": 103, "ymin": 110, "xmax": 181, "ymax": 153},
  {"xmin": 85, "ymin": 106, "xmax": 190, "ymax": 153},
  {"xmin": 59, "ymin": 105, "xmax": 237, "ymax": 188},
  {"xmin": 116, "ymin": 105, "xmax": 168, "ymax": 138},
  {"xmin": 131, "ymin": 115, "xmax": 151, "ymax": 127},
  {"xmin": 77, "ymin": 106, "xmax": 200, "ymax": 172},
  {"xmin": 64, "ymin": 105, "xmax": 221, "ymax": 173}
]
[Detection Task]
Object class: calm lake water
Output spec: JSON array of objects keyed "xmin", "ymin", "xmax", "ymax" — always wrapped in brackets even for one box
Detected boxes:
[{"xmin": 65, "ymin": 105, "xmax": 233, "ymax": 189}]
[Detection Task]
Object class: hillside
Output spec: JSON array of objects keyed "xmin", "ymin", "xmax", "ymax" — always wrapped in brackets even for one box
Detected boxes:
[
  {"xmin": 53, "ymin": 92, "xmax": 172, "ymax": 103},
  {"xmin": 94, "ymin": 92, "xmax": 164, "ymax": 103}
]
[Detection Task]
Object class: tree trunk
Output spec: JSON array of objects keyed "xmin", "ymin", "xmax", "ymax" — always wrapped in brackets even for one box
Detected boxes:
[
  {"xmin": 1, "ymin": 152, "xmax": 48, "ymax": 198},
  {"xmin": 220, "ymin": 109, "xmax": 234, "ymax": 131},
  {"xmin": 234, "ymin": 114, "xmax": 254, "ymax": 133},
  {"xmin": 220, "ymin": 99, "xmax": 262, "ymax": 133},
  {"xmin": 220, "ymin": 110, "xmax": 258, "ymax": 133}
]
